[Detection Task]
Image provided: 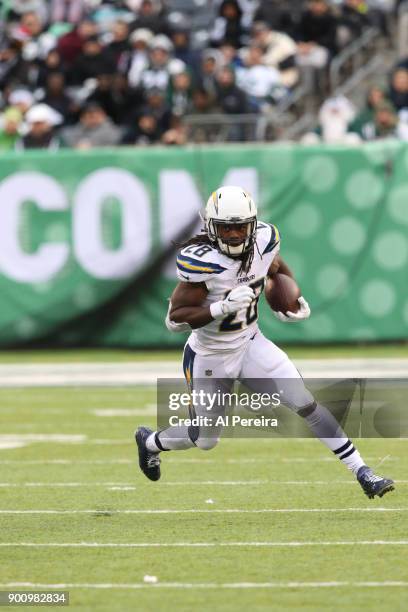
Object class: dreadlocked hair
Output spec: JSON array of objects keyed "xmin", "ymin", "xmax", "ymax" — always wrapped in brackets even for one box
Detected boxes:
[
  {"xmin": 175, "ymin": 231, "xmax": 257, "ymax": 276},
  {"xmin": 176, "ymin": 231, "xmax": 212, "ymax": 250}
]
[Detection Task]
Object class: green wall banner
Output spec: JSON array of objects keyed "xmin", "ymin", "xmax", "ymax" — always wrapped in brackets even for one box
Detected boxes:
[{"xmin": 0, "ymin": 142, "xmax": 406, "ymax": 347}]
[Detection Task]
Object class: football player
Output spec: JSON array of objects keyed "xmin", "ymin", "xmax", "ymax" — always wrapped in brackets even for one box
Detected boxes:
[{"xmin": 135, "ymin": 186, "xmax": 394, "ymax": 499}]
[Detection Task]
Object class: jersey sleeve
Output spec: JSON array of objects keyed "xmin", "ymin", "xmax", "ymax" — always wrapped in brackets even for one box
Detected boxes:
[
  {"xmin": 176, "ymin": 246, "xmax": 228, "ymax": 283},
  {"xmin": 257, "ymin": 222, "xmax": 281, "ymax": 256}
]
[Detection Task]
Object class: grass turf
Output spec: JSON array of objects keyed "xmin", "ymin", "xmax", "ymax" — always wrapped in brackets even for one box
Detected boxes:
[
  {"xmin": 0, "ymin": 386, "xmax": 406, "ymax": 611},
  {"xmin": 0, "ymin": 342, "xmax": 407, "ymax": 363}
]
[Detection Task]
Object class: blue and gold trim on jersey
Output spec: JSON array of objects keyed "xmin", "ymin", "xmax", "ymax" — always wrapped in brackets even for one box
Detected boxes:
[
  {"xmin": 262, "ymin": 224, "xmax": 280, "ymax": 255},
  {"xmin": 177, "ymin": 255, "xmax": 227, "ymax": 275},
  {"xmin": 182, "ymin": 344, "xmax": 196, "ymax": 391}
]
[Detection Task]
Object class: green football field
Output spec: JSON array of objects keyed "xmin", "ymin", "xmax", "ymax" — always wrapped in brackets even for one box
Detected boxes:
[{"xmin": 0, "ymin": 381, "xmax": 407, "ymax": 611}]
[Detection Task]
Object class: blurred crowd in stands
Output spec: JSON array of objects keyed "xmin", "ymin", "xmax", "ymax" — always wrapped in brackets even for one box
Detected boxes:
[
  {"xmin": 0, "ymin": 0, "xmax": 406, "ymax": 148},
  {"xmin": 303, "ymin": 74, "xmax": 408, "ymax": 144}
]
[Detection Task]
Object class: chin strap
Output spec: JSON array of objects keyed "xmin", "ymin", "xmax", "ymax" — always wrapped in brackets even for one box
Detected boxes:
[{"xmin": 217, "ymin": 238, "xmax": 247, "ymax": 257}]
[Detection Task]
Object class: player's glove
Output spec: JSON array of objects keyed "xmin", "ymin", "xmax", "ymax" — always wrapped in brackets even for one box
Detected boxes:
[
  {"xmin": 165, "ymin": 301, "xmax": 192, "ymax": 333},
  {"xmin": 210, "ymin": 286, "xmax": 255, "ymax": 320},
  {"xmin": 274, "ymin": 296, "xmax": 311, "ymax": 323}
]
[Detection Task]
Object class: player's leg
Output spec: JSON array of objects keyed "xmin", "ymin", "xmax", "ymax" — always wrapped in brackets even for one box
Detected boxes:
[
  {"xmin": 240, "ymin": 333, "xmax": 394, "ymax": 498},
  {"xmin": 240, "ymin": 332, "xmax": 362, "ymax": 470},
  {"xmin": 155, "ymin": 344, "xmax": 232, "ymax": 452},
  {"xmin": 135, "ymin": 344, "xmax": 232, "ymax": 480}
]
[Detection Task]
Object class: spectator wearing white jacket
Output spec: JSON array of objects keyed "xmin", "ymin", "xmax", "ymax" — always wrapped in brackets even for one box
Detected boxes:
[
  {"xmin": 251, "ymin": 21, "xmax": 299, "ymax": 89},
  {"xmin": 302, "ymin": 95, "xmax": 361, "ymax": 144},
  {"xmin": 236, "ymin": 44, "xmax": 283, "ymax": 110},
  {"xmin": 126, "ymin": 29, "xmax": 154, "ymax": 88}
]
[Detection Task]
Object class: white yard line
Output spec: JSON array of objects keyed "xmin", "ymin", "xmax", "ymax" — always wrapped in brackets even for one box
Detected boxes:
[
  {"xmin": 0, "ymin": 359, "xmax": 407, "ymax": 387},
  {"xmin": 88, "ymin": 439, "xmax": 134, "ymax": 445},
  {"xmin": 1, "ymin": 437, "xmax": 406, "ymax": 449},
  {"xmin": 0, "ymin": 435, "xmax": 86, "ymax": 443},
  {"xmin": 0, "ymin": 456, "xmax": 393, "ymax": 465},
  {"xmin": 0, "ymin": 460, "xmax": 134, "ymax": 465},
  {"xmin": 0, "ymin": 541, "xmax": 407, "ymax": 548},
  {"xmin": 0, "ymin": 508, "xmax": 405, "ymax": 515},
  {"xmin": 0, "ymin": 434, "xmax": 88, "ymax": 450},
  {"xmin": 0, "ymin": 480, "xmax": 405, "ymax": 487},
  {"xmin": 0, "ymin": 581, "xmax": 407, "ymax": 589},
  {"xmin": 0, "ymin": 481, "xmax": 267, "ymax": 487},
  {"xmin": 92, "ymin": 409, "xmax": 156, "ymax": 417}
]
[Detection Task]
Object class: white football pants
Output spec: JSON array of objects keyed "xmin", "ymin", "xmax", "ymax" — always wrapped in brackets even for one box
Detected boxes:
[{"xmin": 158, "ymin": 331, "xmax": 318, "ymax": 451}]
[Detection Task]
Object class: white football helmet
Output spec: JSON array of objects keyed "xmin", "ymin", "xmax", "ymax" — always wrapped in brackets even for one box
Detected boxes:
[{"xmin": 203, "ymin": 186, "xmax": 257, "ymax": 257}]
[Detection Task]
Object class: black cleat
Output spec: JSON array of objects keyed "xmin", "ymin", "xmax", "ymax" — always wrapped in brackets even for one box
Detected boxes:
[
  {"xmin": 357, "ymin": 465, "xmax": 394, "ymax": 499},
  {"xmin": 135, "ymin": 427, "xmax": 161, "ymax": 481}
]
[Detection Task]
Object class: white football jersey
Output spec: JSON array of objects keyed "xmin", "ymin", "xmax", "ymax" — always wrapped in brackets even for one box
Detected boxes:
[{"xmin": 176, "ymin": 222, "xmax": 280, "ymax": 355}]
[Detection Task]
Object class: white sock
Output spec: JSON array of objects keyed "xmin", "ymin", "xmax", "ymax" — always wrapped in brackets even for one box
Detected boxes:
[
  {"xmin": 331, "ymin": 439, "xmax": 365, "ymax": 475},
  {"xmin": 146, "ymin": 432, "xmax": 161, "ymax": 453}
]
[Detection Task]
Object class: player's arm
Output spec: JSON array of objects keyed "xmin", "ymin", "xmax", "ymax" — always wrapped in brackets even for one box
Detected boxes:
[
  {"xmin": 267, "ymin": 255, "xmax": 294, "ymax": 279},
  {"xmin": 168, "ymin": 281, "xmax": 255, "ymax": 330},
  {"xmin": 168, "ymin": 281, "xmax": 213, "ymax": 329}
]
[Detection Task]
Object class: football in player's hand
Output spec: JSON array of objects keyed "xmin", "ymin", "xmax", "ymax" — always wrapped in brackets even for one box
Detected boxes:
[{"xmin": 264, "ymin": 274, "xmax": 301, "ymax": 313}]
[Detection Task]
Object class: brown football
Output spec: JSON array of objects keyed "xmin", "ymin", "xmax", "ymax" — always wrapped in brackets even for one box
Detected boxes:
[{"xmin": 264, "ymin": 273, "xmax": 301, "ymax": 313}]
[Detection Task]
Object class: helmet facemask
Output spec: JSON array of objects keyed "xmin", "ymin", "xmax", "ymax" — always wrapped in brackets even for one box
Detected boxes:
[{"xmin": 207, "ymin": 217, "xmax": 257, "ymax": 258}]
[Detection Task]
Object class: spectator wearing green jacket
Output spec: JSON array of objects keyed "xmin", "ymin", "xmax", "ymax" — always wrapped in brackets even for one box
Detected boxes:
[
  {"xmin": 347, "ymin": 85, "xmax": 388, "ymax": 137},
  {"xmin": 348, "ymin": 99, "xmax": 398, "ymax": 140}
]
